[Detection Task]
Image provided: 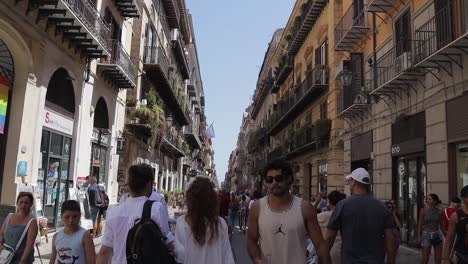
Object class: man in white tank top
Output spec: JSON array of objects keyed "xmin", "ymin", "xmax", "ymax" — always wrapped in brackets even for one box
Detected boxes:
[{"xmin": 247, "ymin": 161, "xmax": 331, "ymax": 264}]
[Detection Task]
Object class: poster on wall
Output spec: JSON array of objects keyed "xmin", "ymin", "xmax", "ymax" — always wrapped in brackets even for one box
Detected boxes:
[{"xmin": 0, "ymin": 75, "xmax": 10, "ymax": 134}]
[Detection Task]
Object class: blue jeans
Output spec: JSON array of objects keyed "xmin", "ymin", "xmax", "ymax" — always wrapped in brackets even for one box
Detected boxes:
[
  {"xmin": 229, "ymin": 210, "xmax": 238, "ymax": 229},
  {"xmin": 421, "ymin": 230, "xmax": 444, "ymax": 247}
]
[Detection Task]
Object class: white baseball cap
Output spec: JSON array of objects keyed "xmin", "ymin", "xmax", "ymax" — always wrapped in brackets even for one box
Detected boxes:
[{"xmin": 346, "ymin": 168, "xmax": 371, "ymax": 185}]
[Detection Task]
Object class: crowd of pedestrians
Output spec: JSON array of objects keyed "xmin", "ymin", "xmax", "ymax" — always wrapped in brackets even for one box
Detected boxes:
[{"xmin": 1, "ymin": 161, "xmax": 468, "ymax": 263}]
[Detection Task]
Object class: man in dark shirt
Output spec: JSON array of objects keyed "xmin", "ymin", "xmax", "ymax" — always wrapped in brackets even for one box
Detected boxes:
[{"xmin": 325, "ymin": 168, "xmax": 396, "ymax": 264}]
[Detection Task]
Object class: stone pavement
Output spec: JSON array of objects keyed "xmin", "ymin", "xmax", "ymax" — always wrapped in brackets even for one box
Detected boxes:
[
  {"xmin": 33, "ymin": 206, "xmax": 434, "ymax": 264},
  {"xmin": 228, "ymin": 231, "xmax": 432, "ymax": 264},
  {"xmin": 33, "ymin": 206, "xmax": 181, "ymax": 263}
]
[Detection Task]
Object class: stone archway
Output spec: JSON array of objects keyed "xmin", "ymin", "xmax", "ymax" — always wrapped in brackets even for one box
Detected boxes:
[
  {"xmin": 0, "ymin": 39, "xmax": 14, "ymax": 195},
  {"xmin": 94, "ymin": 97, "xmax": 109, "ymax": 129},
  {"xmin": 46, "ymin": 68, "xmax": 75, "ymax": 114}
]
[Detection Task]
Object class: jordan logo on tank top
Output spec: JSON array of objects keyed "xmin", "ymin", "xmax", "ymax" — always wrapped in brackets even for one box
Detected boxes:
[{"xmin": 274, "ymin": 224, "xmax": 285, "ymax": 236}]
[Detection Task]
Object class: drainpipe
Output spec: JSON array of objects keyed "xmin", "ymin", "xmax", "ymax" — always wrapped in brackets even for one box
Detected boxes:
[{"xmin": 372, "ymin": 13, "xmax": 378, "ymax": 92}]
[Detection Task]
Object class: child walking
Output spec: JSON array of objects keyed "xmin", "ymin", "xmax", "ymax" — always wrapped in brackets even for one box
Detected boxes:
[{"xmin": 50, "ymin": 200, "xmax": 96, "ymax": 264}]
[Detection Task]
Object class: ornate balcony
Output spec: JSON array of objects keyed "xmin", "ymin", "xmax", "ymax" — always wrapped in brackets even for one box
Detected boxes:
[
  {"xmin": 268, "ymin": 65, "xmax": 329, "ymax": 136},
  {"xmin": 114, "ymin": 0, "xmax": 140, "ymax": 18},
  {"xmin": 337, "ymin": 86, "xmax": 370, "ymax": 118},
  {"xmin": 283, "ymin": 120, "xmax": 331, "ymax": 159},
  {"xmin": 369, "ymin": 40, "xmax": 425, "ymax": 97},
  {"xmin": 161, "ymin": 0, "xmax": 180, "ymax": 28},
  {"xmin": 184, "ymin": 120, "xmax": 202, "ymax": 150},
  {"xmin": 334, "ymin": 3, "xmax": 370, "ymax": 51},
  {"xmin": 29, "ymin": 0, "xmax": 110, "ymax": 59},
  {"xmin": 251, "ymin": 76, "xmax": 274, "ymax": 119},
  {"xmin": 143, "ymin": 46, "xmax": 189, "ymax": 125},
  {"xmin": 268, "ymin": 146, "xmax": 283, "ymax": 162},
  {"xmin": 273, "ymin": 54, "xmax": 294, "ymax": 90},
  {"xmin": 187, "ymin": 79, "xmax": 196, "ymax": 97},
  {"xmin": 161, "ymin": 127, "xmax": 185, "ymax": 158},
  {"xmin": 413, "ymin": 3, "xmax": 468, "ymax": 78},
  {"xmin": 171, "ymin": 29, "xmax": 190, "ymax": 79},
  {"xmin": 247, "ymin": 127, "xmax": 268, "ymax": 153},
  {"xmin": 288, "ymin": 0, "xmax": 328, "ymax": 55},
  {"xmin": 367, "ymin": 0, "xmax": 398, "ymax": 13},
  {"xmin": 97, "ymin": 40, "xmax": 137, "ymax": 89}
]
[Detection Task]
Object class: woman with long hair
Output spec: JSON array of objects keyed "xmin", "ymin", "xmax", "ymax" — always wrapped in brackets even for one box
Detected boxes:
[
  {"xmin": 0, "ymin": 192, "xmax": 38, "ymax": 264},
  {"xmin": 174, "ymin": 177, "xmax": 234, "ymax": 264},
  {"xmin": 418, "ymin": 193, "xmax": 444, "ymax": 264}
]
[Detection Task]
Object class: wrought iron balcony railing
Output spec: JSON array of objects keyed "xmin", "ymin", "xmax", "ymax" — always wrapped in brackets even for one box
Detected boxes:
[
  {"xmin": 171, "ymin": 29, "xmax": 190, "ymax": 79},
  {"xmin": 334, "ymin": 2, "xmax": 369, "ymax": 51},
  {"xmin": 288, "ymin": 0, "xmax": 328, "ymax": 55},
  {"xmin": 267, "ymin": 65, "xmax": 329, "ymax": 135},
  {"xmin": 162, "ymin": 127, "xmax": 184, "ymax": 156},
  {"xmin": 414, "ymin": 4, "xmax": 461, "ymax": 65},
  {"xmin": 60, "ymin": 0, "xmax": 110, "ymax": 51},
  {"xmin": 162, "ymin": 0, "xmax": 181, "ymax": 28},
  {"xmin": 98, "ymin": 39, "xmax": 137, "ymax": 88},
  {"xmin": 144, "ymin": 46, "xmax": 170, "ymax": 78},
  {"xmin": 143, "ymin": 46, "xmax": 189, "ymax": 125},
  {"xmin": 274, "ymin": 54, "xmax": 294, "ymax": 88},
  {"xmin": 374, "ymin": 40, "xmax": 414, "ymax": 88}
]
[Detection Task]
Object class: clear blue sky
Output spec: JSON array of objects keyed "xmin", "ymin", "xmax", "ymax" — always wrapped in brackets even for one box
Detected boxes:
[{"xmin": 186, "ymin": 0, "xmax": 295, "ymax": 184}]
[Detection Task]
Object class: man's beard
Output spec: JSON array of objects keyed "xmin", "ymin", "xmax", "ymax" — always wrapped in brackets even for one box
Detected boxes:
[{"xmin": 270, "ymin": 186, "xmax": 289, "ymax": 197}]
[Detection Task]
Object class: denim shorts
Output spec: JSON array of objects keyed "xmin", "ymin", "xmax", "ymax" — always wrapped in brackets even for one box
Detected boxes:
[{"xmin": 421, "ymin": 230, "xmax": 444, "ymax": 247}]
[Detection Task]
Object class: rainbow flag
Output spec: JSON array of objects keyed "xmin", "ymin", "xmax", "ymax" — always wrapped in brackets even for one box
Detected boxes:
[{"xmin": 0, "ymin": 75, "xmax": 10, "ymax": 134}]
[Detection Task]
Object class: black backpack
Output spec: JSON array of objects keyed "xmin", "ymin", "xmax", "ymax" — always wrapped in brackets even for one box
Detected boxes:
[{"xmin": 126, "ymin": 200, "xmax": 176, "ymax": 264}]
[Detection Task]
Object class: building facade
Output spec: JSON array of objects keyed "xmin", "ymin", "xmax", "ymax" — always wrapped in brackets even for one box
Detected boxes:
[
  {"xmin": 118, "ymin": 0, "xmax": 209, "ymax": 199},
  {"xmin": 336, "ymin": 0, "xmax": 468, "ymax": 247},
  {"xmin": 0, "ymin": 0, "xmax": 139, "ymax": 227},
  {"xmin": 245, "ymin": 0, "xmax": 344, "ymax": 199}
]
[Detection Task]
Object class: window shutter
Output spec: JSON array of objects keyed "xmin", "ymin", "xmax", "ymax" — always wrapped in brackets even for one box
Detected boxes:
[{"xmin": 350, "ymin": 53, "xmax": 364, "ymax": 88}]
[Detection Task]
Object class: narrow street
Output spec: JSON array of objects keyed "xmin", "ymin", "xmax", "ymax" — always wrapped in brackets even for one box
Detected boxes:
[{"xmin": 231, "ymin": 231, "xmax": 252, "ymax": 264}]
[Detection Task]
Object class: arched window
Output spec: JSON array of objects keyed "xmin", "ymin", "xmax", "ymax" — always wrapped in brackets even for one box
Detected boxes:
[
  {"xmin": 0, "ymin": 39, "xmax": 14, "ymax": 81},
  {"xmin": 94, "ymin": 97, "xmax": 109, "ymax": 129},
  {"xmin": 46, "ymin": 68, "xmax": 75, "ymax": 114}
]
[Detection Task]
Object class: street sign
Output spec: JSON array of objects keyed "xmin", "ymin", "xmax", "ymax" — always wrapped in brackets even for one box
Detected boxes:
[{"xmin": 17, "ymin": 161, "xmax": 27, "ymax": 176}]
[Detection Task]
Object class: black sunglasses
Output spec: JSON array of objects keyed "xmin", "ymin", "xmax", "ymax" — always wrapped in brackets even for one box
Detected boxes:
[{"xmin": 265, "ymin": 174, "xmax": 285, "ymax": 184}]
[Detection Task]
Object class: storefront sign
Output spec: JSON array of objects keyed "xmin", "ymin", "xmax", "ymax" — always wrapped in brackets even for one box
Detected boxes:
[
  {"xmin": 44, "ymin": 109, "xmax": 74, "ymax": 135},
  {"xmin": 92, "ymin": 128, "xmax": 110, "ymax": 146},
  {"xmin": 391, "ymin": 138, "xmax": 425, "ymax": 157},
  {"xmin": 0, "ymin": 76, "xmax": 10, "ymax": 134},
  {"xmin": 17, "ymin": 161, "xmax": 27, "ymax": 176}
]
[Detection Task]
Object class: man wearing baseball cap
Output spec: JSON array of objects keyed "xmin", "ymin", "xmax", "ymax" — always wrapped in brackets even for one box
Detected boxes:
[{"xmin": 325, "ymin": 168, "xmax": 396, "ymax": 264}]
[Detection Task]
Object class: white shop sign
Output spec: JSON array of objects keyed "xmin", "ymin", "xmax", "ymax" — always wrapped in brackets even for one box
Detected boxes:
[{"xmin": 44, "ymin": 109, "xmax": 74, "ymax": 135}]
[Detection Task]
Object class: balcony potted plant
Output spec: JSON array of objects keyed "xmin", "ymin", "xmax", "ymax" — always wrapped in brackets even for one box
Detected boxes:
[
  {"xmin": 126, "ymin": 97, "xmax": 137, "ymax": 107},
  {"xmin": 134, "ymin": 106, "xmax": 154, "ymax": 124}
]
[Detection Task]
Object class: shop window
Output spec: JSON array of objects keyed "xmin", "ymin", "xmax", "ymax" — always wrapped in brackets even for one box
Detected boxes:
[
  {"xmin": 456, "ymin": 143, "xmax": 468, "ymax": 191},
  {"xmin": 50, "ymin": 133, "xmax": 63, "ymax": 156}
]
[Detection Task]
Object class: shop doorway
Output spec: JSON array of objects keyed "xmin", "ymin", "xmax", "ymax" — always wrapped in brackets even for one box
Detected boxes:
[
  {"xmin": 39, "ymin": 67, "xmax": 75, "ymax": 230},
  {"xmin": 394, "ymin": 155, "xmax": 427, "ymax": 247},
  {"xmin": 39, "ymin": 130, "xmax": 72, "ymax": 229}
]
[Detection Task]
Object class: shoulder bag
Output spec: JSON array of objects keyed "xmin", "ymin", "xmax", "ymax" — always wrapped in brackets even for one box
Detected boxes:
[{"xmin": 0, "ymin": 214, "xmax": 35, "ymax": 264}]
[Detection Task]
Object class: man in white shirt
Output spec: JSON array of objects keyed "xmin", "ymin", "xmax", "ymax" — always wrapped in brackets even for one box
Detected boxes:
[{"xmin": 97, "ymin": 164, "xmax": 173, "ymax": 263}]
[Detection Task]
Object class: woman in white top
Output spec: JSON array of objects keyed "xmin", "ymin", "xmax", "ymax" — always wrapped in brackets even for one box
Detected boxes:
[{"xmin": 174, "ymin": 177, "xmax": 235, "ymax": 264}]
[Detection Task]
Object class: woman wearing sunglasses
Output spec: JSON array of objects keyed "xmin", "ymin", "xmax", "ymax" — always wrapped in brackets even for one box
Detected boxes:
[{"xmin": 385, "ymin": 200, "xmax": 402, "ymax": 256}]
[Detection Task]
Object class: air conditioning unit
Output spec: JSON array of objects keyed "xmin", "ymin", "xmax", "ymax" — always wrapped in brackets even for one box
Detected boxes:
[
  {"xmin": 171, "ymin": 28, "xmax": 179, "ymax": 41},
  {"xmin": 394, "ymin": 52, "xmax": 412, "ymax": 73}
]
